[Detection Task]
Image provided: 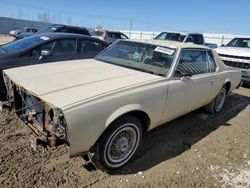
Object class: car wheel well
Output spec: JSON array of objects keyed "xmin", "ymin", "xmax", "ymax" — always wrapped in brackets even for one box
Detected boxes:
[
  {"xmin": 225, "ymin": 81, "xmax": 231, "ymax": 93},
  {"xmin": 97, "ymin": 110, "xmax": 150, "ymax": 143},
  {"xmin": 124, "ymin": 110, "xmax": 151, "ymax": 133}
]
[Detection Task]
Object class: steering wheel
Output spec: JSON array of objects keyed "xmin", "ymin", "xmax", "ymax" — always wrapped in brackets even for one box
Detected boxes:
[{"xmin": 151, "ymin": 61, "xmax": 165, "ymax": 68}]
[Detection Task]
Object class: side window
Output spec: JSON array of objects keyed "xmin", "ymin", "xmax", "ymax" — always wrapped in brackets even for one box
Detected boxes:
[
  {"xmin": 121, "ymin": 34, "xmax": 128, "ymax": 39},
  {"xmin": 53, "ymin": 39, "xmax": 76, "ymax": 54},
  {"xmin": 186, "ymin": 35, "xmax": 194, "ymax": 43},
  {"xmin": 207, "ymin": 51, "xmax": 217, "ymax": 72},
  {"xmin": 31, "ymin": 41, "xmax": 55, "ymax": 56},
  {"xmin": 114, "ymin": 33, "xmax": 122, "ymax": 39},
  {"xmin": 175, "ymin": 50, "xmax": 209, "ymax": 77},
  {"xmin": 192, "ymin": 35, "xmax": 204, "ymax": 45},
  {"xmin": 58, "ymin": 28, "xmax": 69, "ymax": 33},
  {"xmin": 107, "ymin": 32, "xmax": 112, "ymax": 38},
  {"xmin": 67, "ymin": 28, "xmax": 77, "ymax": 34},
  {"xmin": 80, "ymin": 40, "xmax": 104, "ymax": 53}
]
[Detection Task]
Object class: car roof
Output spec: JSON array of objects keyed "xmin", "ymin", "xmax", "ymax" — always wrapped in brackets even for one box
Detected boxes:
[
  {"xmin": 158, "ymin": 31, "xmax": 203, "ymax": 35},
  {"xmin": 129, "ymin": 39, "xmax": 210, "ymax": 49},
  {"xmin": 28, "ymin": 33, "xmax": 108, "ymax": 46},
  {"xmin": 34, "ymin": 32, "xmax": 96, "ymax": 40},
  {"xmin": 95, "ymin": 29, "xmax": 122, "ymax": 34}
]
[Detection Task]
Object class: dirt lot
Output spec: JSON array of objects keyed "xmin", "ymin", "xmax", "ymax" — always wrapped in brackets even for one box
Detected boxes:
[
  {"xmin": 0, "ymin": 36, "xmax": 13, "ymax": 45},
  {"xmin": 0, "ymin": 85, "xmax": 249, "ymax": 188},
  {"xmin": 0, "ymin": 36, "xmax": 249, "ymax": 187}
]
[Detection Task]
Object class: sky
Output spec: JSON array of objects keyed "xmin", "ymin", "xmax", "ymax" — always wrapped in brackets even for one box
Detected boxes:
[{"xmin": 0, "ymin": 0, "xmax": 249, "ymax": 35}]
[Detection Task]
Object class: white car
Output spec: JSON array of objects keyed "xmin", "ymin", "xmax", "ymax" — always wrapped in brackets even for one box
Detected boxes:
[
  {"xmin": 215, "ymin": 37, "xmax": 250, "ymax": 85},
  {"xmin": 92, "ymin": 29, "xmax": 129, "ymax": 44},
  {"xmin": 2, "ymin": 40, "xmax": 241, "ymax": 170}
]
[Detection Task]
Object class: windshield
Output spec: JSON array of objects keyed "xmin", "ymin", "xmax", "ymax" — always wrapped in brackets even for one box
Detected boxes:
[
  {"xmin": 2, "ymin": 35, "xmax": 43, "ymax": 52},
  {"xmin": 93, "ymin": 31, "xmax": 104, "ymax": 36},
  {"xmin": 226, "ymin": 38, "xmax": 250, "ymax": 48},
  {"xmin": 95, "ymin": 41, "xmax": 176, "ymax": 76},
  {"xmin": 154, "ymin": 32, "xmax": 186, "ymax": 42},
  {"xmin": 36, "ymin": 26, "xmax": 58, "ymax": 34}
]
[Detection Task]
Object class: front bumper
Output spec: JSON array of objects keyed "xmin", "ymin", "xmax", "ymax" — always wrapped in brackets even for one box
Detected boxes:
[
  {"xmin": 241, "ymin": 69, "xmax": 250, "ymax": 84},
  {"xmin": 3, "ymin": 73, "xmax": 68, "ymax": 146}
]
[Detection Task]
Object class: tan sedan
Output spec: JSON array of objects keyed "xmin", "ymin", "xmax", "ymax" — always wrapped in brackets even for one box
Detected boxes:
[{"xmin": 2, "ymin": 39, "xmax": 241, "ymax": 170}]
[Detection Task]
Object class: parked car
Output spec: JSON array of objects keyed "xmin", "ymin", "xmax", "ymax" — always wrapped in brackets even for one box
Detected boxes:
[
  {"xmin": 92, "ymin": 29, "xmax": 129, "ymax": 44},
  {"xmin": 2, "ymin": 40, "xmax": 241, "ymax": 171},
  {"xmin": 0, "ymin": 33, "xmax": 108, "ymax": 99},
  {"xmin": 9, "ymin": 27, "xmax": 38, "ymax": 37},
  {"xmin": 155, "ymin": 32, "xmax": 217, "ymax": 48},
  {"xmin": 15, "ymin": 24, "xmax": 90, "ymax": 40},
  {"xmin": 215, "ymin": 37, "xmax": 250, "ymax": 85}
]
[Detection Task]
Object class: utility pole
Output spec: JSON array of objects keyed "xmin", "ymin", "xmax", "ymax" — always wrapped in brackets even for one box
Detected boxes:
[{"xmin": 129, "ymin": 18, "xmax": 132, "ymax": 38}]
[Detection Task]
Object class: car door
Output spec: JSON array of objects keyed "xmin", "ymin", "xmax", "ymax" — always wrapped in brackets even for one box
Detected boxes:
[
  {"xmin": 27, "ymin": 40, "xmax": 56, "ymax": 64},
  {"xmin": 161, "ymin": 49, "xmax": 216, "ymax": 123},
  {"xmin": 43, "ymin": 39, "xmax": 77, "ymax": 62},
  {"xmin": 107, "ymin": 32, "xmax": 117, "ymax": 44},
  {"xmin": 77, "ymin": 39, "xmax": 107, "ymax": 59}
]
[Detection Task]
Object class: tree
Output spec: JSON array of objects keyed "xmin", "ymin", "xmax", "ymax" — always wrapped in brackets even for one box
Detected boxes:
[{"xmin": 37, "ymin": 12, "xmax": 50, "ymax": 23}]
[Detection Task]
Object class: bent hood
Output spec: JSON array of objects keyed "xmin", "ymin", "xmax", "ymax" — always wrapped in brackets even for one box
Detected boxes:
[
  {"xmin": 3, "ymin": 59, "xmax": 162, "ymax": 109},
  {"xmin": 215, "ymin": 47, "xmax": 250, "ymax": 58}
]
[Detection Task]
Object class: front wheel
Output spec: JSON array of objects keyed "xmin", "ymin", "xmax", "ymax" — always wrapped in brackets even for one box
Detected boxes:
[
  {"xmin": 205, "ymin": 86, "xmax": 227, "ymax": 113},
  {"xmin": 90, "ymin": 115, "xmax": 142, "ymax": 171}
]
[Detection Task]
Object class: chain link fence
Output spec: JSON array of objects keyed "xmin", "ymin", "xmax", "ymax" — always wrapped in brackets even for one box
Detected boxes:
[
  {"xmin": 1, "ymin": 17, "xmax": 250, "ymax": 47},
  {"xmin": 120, "ymin": 30, "xmax": 250, "ymax": 46},
  {"xmin": 0, "ymin": 17, "xmax": 49, "ymax": 35}
]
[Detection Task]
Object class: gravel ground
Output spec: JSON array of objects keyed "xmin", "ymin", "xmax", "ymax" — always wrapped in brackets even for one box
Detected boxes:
[
  {"xmin": 0, "ymin": 86, "xmax": 249, "ymax": 188},
  {"xmin": 0, "ymin": 36, "xmax": 13, "ymax": 45},
  {"xmin": 0, "ymin": 36, "xmax": 250, "ymax": 187}
]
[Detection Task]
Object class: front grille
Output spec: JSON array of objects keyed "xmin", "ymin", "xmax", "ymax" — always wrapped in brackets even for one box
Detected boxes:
[
  {"xmin": 222, "ymin": 60, "xmax": 250, "ymax": 69},
  {"xmin": 218, "ymin": 53, "xmax": 250, "ymax": 60}
]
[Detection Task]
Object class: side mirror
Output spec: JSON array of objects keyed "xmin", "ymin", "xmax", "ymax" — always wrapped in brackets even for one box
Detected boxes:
[
  {"xmin": 39, "ymin": 50, "xmax": 52, "ymax": 60},
  {"xmin": 181, "ymin": 70, "xmax": 192, "ymax": 77},
  {"xmin": 221, "ymin": 44, "xmax": 225, "ymax": 47},
  {"xmin": 41, "ymin": 50, "xmax": 52, "ymax": 57}
]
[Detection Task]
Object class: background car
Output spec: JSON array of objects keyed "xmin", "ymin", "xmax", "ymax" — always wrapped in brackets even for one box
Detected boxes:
[
  {"xmin": 92, "ymin": 29, "xmax": 129, "ymax": 44},
  {"xmin": 2, "ymin": 40, "xmax": 241, "ymax": 171},
  {"xmin": 15, "ymin": 24, "xmax": 90, "ymax": 40},
  {"xmin": 0, "ymin": 33, "xmax": 108, "ymax": 99},
  {"xmin": 9, "ymin": 27, "xmax": 38, "ymax": 37},
  {"xmin": 154, "ymin": 32, "xmax": 205, "ymax": 45},
  {"xmin": 215, "ymin": 37, "xmax": 250, "ymax": 85}
]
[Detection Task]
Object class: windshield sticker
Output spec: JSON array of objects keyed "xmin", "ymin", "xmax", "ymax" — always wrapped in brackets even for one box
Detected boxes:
[
  {"xmin": 40, "ymin": 36, "xmax": 50, "ymax": 41},
  {"xmin": 154, "ymin": 47, "xmax": 175, "ymax": 55}
]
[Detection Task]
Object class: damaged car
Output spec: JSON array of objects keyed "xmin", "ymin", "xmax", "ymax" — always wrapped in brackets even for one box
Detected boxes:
[{"xmin": 2, "ymin": 40, "xmax": 241, "ymax": 170}]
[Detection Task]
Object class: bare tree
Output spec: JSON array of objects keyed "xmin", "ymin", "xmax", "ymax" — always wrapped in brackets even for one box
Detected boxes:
[
  {"xmin": 37, "ymin": 12, "xmax": 50, "ymax": 23},
  {"xmin": 17, "ymin": 8, "xmax": 24, "ymax": 19},
  {"xmin": 96, "ymin": 25, "xmax": 103, "ymax": 29},
  {"xmin": 67, "ymin": 16, "xmax": 72, "ymax": 25}
]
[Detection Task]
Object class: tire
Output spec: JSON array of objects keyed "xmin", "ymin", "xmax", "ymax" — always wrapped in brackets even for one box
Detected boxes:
[
  {"xmin": 205, "ymin": 85, "xmax": 227, "ymax": 113},
  {"xmin": 90, "ymin": 115, "xmax": 143, "ymax": 171}
]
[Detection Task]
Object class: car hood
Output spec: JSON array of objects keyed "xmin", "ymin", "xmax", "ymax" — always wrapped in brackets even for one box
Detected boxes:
[
  {"xmin": 3, "ymin": 59, "xmax": 162, "ymax": 109},
  {"xmin": 16, "ymin": 32, "xmax": 34, "ymax": 39},
  {"xmin": 215, "ymin": 47, "xmax": 250, "ymax": 57}
]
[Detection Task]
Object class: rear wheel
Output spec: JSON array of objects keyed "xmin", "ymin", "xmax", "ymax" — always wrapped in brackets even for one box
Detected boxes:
[
  {"xmin": 205, "ymin": 85, "xmax": 227, "ymax": 113},
  {"xmin": 90, "ymin": 115, "xmax": 142, "ymax": 171}
]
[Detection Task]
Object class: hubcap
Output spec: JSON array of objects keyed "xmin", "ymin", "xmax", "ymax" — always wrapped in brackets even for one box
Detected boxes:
[
  {"xmin": 215, "ymin": 88, "xmax": 226, "ymax": 112},
  {"xmin": 105, "ymin": 124, "xmax": 139, "ymax": 167}
]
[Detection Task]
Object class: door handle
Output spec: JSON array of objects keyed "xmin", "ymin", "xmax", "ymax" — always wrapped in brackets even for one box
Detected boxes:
[{"xmin": 210, "ymin": 80, "xmax": 215, "ymax": 86}]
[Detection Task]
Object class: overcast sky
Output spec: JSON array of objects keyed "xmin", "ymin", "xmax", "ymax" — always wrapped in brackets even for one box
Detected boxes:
[{"xmin": 0, "ymin": 0, "xmax": 249, "ymax": 34}]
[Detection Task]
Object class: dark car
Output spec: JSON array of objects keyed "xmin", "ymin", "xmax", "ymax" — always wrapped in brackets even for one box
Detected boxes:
[
  {"xmin": 15, "ymin": 24, "xmax": 90, "ymax": 40},
  {"xmin": 0, "ymin": 33, "xmax": 108, "ymax": 99},
  {"xmin": 9, "ymin": 27, "xmax": 38, "ymax": 37}
]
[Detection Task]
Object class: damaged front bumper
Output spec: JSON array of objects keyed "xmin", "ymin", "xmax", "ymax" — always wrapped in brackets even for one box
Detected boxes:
[{"xmin": 2, "ymin": 73, "xmax": 69, "ymax": 146}]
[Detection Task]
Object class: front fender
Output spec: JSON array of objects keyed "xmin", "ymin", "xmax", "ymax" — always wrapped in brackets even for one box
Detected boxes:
[{"xmin": 105, "ymin": 104, "xmax": 145, "ymax": 128}]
